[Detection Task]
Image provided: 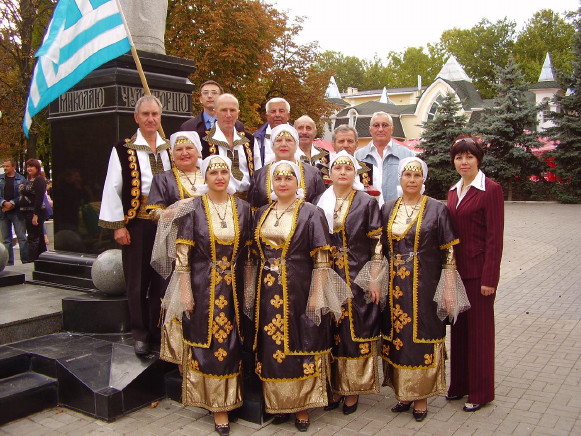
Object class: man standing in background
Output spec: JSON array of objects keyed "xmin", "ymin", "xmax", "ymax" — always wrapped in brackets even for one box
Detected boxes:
[{"xmin": 0, "ymin": 159, "xmax": 28, "ymax": 265}]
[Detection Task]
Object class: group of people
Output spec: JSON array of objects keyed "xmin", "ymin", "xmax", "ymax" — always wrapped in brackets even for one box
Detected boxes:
[
  {"xmin": 0, "ymin": 158, "xmax": 50, "ymax": 265},
  {"xmin": 98, "ymin": 81, "xmax": 504, "ymax": 435}
]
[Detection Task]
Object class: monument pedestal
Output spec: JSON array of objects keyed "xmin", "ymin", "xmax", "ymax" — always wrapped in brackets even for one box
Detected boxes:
[
  {"xmin": 31, "ymin": 51, "xmax": 267, "ymax": 426},
  {"xmin": 47, "ymin": 51, "xmax": 196, "ymax": 258}
]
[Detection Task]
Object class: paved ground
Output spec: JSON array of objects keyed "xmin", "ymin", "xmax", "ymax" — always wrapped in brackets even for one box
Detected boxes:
[{"xmin": 1, "ymin": 203, "xmax": 580, "ymax": 435}]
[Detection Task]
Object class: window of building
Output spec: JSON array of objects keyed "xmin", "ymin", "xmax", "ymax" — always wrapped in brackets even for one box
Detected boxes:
[
  {"xmin": 427, "ymin": 95, "xmax": 444, "ymax": 121},
  {"xmin": 348, "ymin": 109, "xmax": 358, "ymax": 127}
]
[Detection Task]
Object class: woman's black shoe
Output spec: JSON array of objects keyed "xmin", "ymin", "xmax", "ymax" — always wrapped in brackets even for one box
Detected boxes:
[
  {"xmin": 324, "ymin": 396, "xmax": 344, "ymax": 411},
  {"xmin": 294, "ymin": 417, "xmax": 310, "ymax": 432},
  {"xmin": 445, "ymin": 394, "xmax": 464, "ymax": 400},
  {"xmin": 214, "ymin": 422, "xmax": 230, "ymax": 436},
  {"xmin": 413, "ymin": 409, "xmax": 428, "ymax": 422},
  {"xmin": 390, "ymin": 402, "xmax": 412, "ymax": 413},
  {"xmin": 342, "ymin": 399, "xmax": 359, "ymax": 415},
  {"xmin": 271, "ymin": 413, "xmax": 290, "ymax": 424}
]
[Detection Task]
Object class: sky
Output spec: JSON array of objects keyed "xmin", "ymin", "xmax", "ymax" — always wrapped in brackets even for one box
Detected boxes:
[{"xmin": 268, "ymin": 0, "xmax": 579, "ymax": 60}]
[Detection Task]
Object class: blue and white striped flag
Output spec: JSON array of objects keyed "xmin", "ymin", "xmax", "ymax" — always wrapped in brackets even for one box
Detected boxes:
[{"xmin": 23, "ymin": 0, "xmax": 131, "ymax": 137}]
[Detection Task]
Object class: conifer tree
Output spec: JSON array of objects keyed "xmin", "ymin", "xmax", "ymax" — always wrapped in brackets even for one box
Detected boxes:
[
  {"xmin": 547, "ymin": 8, "xmax": 581, "ymax": 203},
  {"xmin": 419, "ymin": 93, "xmax": 468, "ymax": 199},
  {"xmin": 474, "ymin": 57, "xmax": 544, "ymax": 200}
]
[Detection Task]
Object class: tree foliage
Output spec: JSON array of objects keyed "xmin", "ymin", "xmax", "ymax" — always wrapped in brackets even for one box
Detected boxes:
[
  {"xmin": 262, "ymin": 18, "xmax": 334, "ymax": 125},
  {"xmin": 316, "ymin": 46, "xmax": 444, "ymax": 92},
  {"xmin": 166, "ymin": 0, "xmax": 285, "ymax": 128},
  {"xmin": 547, "ymin": 8, "xmax": 581, "ymax": 203},
  {"xmin": 316, "ymin": 51, "xmax": 367, "ymax": 91},
  {"xmin": 0, "ymin": 0, "xmax": 54, "ymax": 166},
  {"xmin": 440, "ymin": 18, "xmax": 516, "ymax": 99},
  {"xmin": 166, "ymin": 0, "xmax": 332, "ymax": 129},
  {"xmin": 514, "ymin": 9, "xmax": 575, "ymax": 86},
  {"xmin": 418, "ymin": 93, "xmax": 468, "ymax": 199},
  {"xmin": 385, "ymin": 44, "xmax": 445, "ymax": 89},
  {"xmin": 474, "ymin": 58, "xmax": 544, "ymax": 200}
]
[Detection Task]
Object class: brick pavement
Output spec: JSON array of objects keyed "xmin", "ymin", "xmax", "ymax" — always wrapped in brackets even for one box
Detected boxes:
[{"xmin": 1, "ymin": 203, "xmax": 580, "ymax": 435}]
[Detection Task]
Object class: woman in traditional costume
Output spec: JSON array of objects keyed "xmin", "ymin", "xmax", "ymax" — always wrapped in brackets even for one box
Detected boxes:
[
  {"xmin": 248, "ymin": 124, "xmax": 325, "ymax": 210},
  {"xmin": 147, "ymin": 131, "xmax": 203, "ymax": 365},
  {"xmin": 379, "ymin": 157, "xmax": 460, "ymax": 421},
  {"xmin": 446, "ymin": 137, "xmax": 503, "ymax": 412},
  {"xmin": 250, "ymin": 160, "xmax": 349, "ymax": 431},
  {"xmin": 152, "ymin": 155, "xmax": 252, "ymax": 435},
  {"xmin": 316, "ymin": 151, "xmax": 382, "ymax": 415}
]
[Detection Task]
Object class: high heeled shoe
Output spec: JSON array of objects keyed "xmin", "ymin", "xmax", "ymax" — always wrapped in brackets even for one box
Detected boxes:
[
  {"xmin": 294, "ymin": 417, "xmax": 310, "ymax": 432},
  {"xmin": 342, "ymin": 397, "xmax": 359, "ymax": 415},
  {"xmin": 324, "ymin": 395, "xmax": 344, "ymax": 411},
  {"xmin": 390, "ymin": 401, "xmax": 412, "ymax": 413},
  {"xmin": 412, "ymin": 408, "xmax": 428, "ymax": 422},
  {"xmin": 214, "ymin": 422, "xmax": 230, "ymax": 436}
]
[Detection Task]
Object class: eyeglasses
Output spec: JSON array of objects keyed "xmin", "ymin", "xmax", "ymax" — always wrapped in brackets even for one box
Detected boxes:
[
  {"xmin": 371, "ymin": 123, "xmax": 392, "ymax": 129},
  {"xmin": 201, "ymin": 90, "xmax": 220, "ymax": 96}
]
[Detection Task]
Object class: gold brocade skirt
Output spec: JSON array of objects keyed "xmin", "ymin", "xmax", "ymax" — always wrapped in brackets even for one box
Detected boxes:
[
  {"xmin": 160, "ymin": 318, "xmax": 183, "ymax": 364},
  {"xmin": 382, "ymin": 342, "xmax": 446, "ymax": 401},
  {"xmin": 330, "ymin": 341, "xmax": 379, "ymax": 395},
  {"xmin": 182, "ymin": 347, "xmax": 242, "ymax": 412},
  {"xmin": 261, "ymin": 353, "xmax": 330, "ymax": 414}
]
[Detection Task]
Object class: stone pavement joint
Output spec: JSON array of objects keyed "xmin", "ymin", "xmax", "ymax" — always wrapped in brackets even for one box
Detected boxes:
[{"xmin": 1, "ymin": 203, "xmax": 580, "ymax": 435}]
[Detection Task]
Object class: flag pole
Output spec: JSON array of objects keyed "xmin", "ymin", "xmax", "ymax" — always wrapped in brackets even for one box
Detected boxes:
[{"xmin": 115, "ymin": 0, "xmax": 166, "ymax": 139}]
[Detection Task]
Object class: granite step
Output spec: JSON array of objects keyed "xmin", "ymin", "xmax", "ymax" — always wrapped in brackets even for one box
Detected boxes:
[{"xmin": 0, "ymin": 371, "xmax": 58, "ymax": 425}]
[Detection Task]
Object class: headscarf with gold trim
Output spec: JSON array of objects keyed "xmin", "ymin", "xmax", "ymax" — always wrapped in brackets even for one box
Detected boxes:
[
  {"xmin": 268, "ymin": 160, "xmax": 304, "ymax": 201},
  {"xmin": 396, "ymin": 156, "xmax": 428, "ymax": 197},
  {"xmin": 199, "ymin": 155, "xmax": 236, "ymax": 195},
  {"xmin": 270, "ymin": 124, "xmax": 303, "ymax": 161},
  {"xmin": 317, "ymin": 150, "xmax": 364, "ymax": 233}
]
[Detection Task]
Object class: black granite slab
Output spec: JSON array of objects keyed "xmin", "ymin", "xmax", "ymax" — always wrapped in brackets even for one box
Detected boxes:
[
  {"xmin": 62, "ymin": 293, "xmax": 130, "ymax": 334},
  {"xmin": 0, "ymin": 372, "xmax": 57, "ymax": 424},
  {"xmin": 0, "ymin": 347, "xmax": 30, "ymax": 378},
  {"xmin": 234, "ymin": 349, "xmax": 268, "ymax": 424},
  {"xmin": 164, "ymin": 369, "xmax": 182, "ymax": 402},
  {"xmin": 0, "ymin": 270, "xmax": 26, "ymax": 288},
  {"xmin": 3, "ymin": 333, "xmax": 165, "ymax": 422}
]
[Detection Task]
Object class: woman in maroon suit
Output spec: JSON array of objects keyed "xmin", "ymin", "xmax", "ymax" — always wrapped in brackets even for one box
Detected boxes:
[{"xmin": 446, "ymin": 136, "xmax": 504, "ymax": 412}]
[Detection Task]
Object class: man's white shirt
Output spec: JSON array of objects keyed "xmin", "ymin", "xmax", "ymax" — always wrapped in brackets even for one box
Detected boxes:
[
  {"xmin": 99, "ymin": 130, "xmax": 172, "ymax": 224},
  {"xmin": 212, "ymin": 123, "xmax": 261, "ymax": 193}
]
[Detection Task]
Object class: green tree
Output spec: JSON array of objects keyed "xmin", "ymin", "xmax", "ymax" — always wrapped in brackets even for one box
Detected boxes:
[
  {"xmin": 166, "ymin": 0, "xmax": 287, "ymax": 128},
  {"xmin": 359, "ymin": 55, "xmax": 390, "ymax": 90},
  {"xmin": 316, "ymin": 51, "xmax": 367, "ymax": 92},
  {"xmin": 418, "ymin": 93, "xmax": 468, "ymax": 199},
  {"xmin": 262, "ymin": 18, "xmax": 334, "ymax": 124},
  {"xmin": 514, "ymin": 9, "xmax": 575, "ymax": 85},
  {"xmin": 0, "ymin": 0, "xmax": 55, "ymax": 165},
  {"xmin": 386, "ymin": 44, "xmax": 445, "ymax": 88},
  {"xmin": 474, "ymin": 58, "xmax": 544, "ymax": 200},
  {"xmin": 546, "ymin": 8, "xmax": 581, "ymax": 203},
  {"xmin": 440, "ymin": 18, "xmax": 516, "ymax": 99}
]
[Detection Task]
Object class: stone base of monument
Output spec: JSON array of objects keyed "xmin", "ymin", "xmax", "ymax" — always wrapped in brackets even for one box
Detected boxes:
[
  {"xmin": 32, "ymin": 252, "xmax": 96, "ymax": 290},
  {"xmin": 0, "ymin": 333, "xmax": 167, "ymax": 422},
  {"xmin": 0, "ymin": 270, "xmax": 26, "ymax": 287},
  {"xmin": 62, "ymin": 292, "xmax": 130, "ymax": 334},
  {"xmin": 232, "ymin": 350, "xmax": 269, "ymax": 424}
]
